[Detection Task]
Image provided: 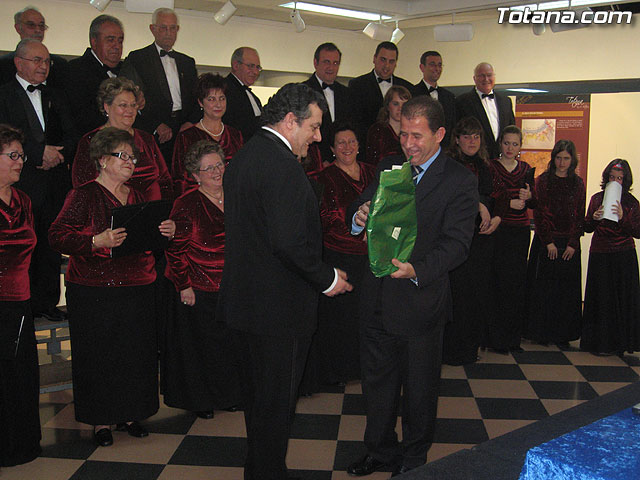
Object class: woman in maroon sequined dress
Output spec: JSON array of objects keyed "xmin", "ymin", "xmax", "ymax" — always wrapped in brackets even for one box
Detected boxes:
[
  {"xmin": 581, "ymin": 159, "xmax": 640, "ymax": 355},
  {"xmin": 365, "ymin": 86, "xmax": 411, "ymax": 166}
]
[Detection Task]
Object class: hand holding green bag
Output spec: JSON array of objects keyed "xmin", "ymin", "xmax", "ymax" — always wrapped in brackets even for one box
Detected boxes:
[{"xmin": 366, "ymin": 161, "xmax": 418, "ymax": 277}]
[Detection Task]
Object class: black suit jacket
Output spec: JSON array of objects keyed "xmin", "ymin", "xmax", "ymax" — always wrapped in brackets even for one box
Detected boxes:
[
  {"xmin": 346, "ymin": 151, "xmax": 478, "ymax": 336},
  {"xmin": 65, "ymin": 48, "xmax": 121, "ymax": 136},
  {"xmin": 412, "ymin": 81, "xmax": 457, "ymax": 148},
  {"xmin": 0, "ymin": 78, "xmax": 77, "ymax": 209},
  {"xmin": 455, "ymin": 88, "xmax": 515, "ymax": 159},
  {"xmin": 348, "ymin": 70, "xmax": 412, "ymax": 142},
  {"xmin": 119, "ymin": 43, "xmax": 199, "ymax": 134},
  {"xmin": 0, "ymin": 52, "xmax": 68, "ymax": 89},
  {"xmin": 301, "ymin": 74, "xmax": 352, "ymax": 162},
  {"xmin": 219, "ymin": 129, "xmax": 335, "ymax": 337},
  {"xmin": 222, "ymin": 73, "xmax": 263, "ymax": 142}
]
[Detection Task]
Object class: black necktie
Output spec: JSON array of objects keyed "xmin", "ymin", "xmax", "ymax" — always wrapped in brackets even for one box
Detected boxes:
[
  {"xmin": 160, "ymin": 49, "xmax": 176, "ymax": 58},
  {"xmin": 482, "ymin": 93, "xmax": 495, "ymax": 99},
  {"xmin": 377, "ymin": 77, "xmax": 391, "ymax": 84},
  {"xmin": 428, "ymin": 86, "xmax": 438, "ymax": 94},
  {"xmin": 412, "ymin": 165, "xmax": 423, "ymax": 185},
  {"xmin": 27, "ymin": 84, "xmax": 44, "ymax": 93},
  {"xmin": 321, "ymin": 82, "xmax": 334, "ymax": 91}
]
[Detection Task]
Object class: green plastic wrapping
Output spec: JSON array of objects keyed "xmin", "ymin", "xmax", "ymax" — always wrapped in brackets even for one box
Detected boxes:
[{"xmin": 366, "ymin": 161, "xmax": 417, "ymax": 277}]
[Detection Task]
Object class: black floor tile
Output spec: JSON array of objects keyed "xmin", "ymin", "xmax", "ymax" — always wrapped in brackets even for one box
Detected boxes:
[
  {"xmin": 575, "ymin": 365, "xmax": 640, "ymax": 382},
  {"xmin": 144, "ymin": 410, "xmax": 196, "ymax": 435},
  {"xmin": 464, "ymin": 364, "xmax": 526, "ymax": 380},
  {"xmin": 620, "ymin": 355, "xmax": 640, "ymax": 366},
  {"xmin": 529, "ymin": 381, "xmax": 598, "ymax": 400},
  {"xmin": 433, "ymin": 418, "xmax": 489, "ymax": 444},
  {"xmin": 316, "ymin": 383, "xmax": 347, "ymax": 394},
  {"xmin": 168, "ymin": 435, "xmax": 246, "ymax": 467},
  {"xmin": 439, "ymin": 379, "xmax": 473, "ymax": 397},
  {"xmin": 290, "ymin": 413, "xmax": 341, "ymax": 440},
  {"xmin": 341, "ymin": 394, "xmax": 366, "ymax": 415},
  {"xmin": 68, "ymin": 460, "xmax": 164, "ymax": 480},
  {"xmin": 511, "ymin": 351, "xmax": 571, "ymax": 365},
  {"xmin": 288, "ymin": 469, "xmax": 333, "ymax": 479},
  {"xmin": 40, "ymin": 427, "xmax": 97, "ymax": 460},
  {"xmin": 475, "ymin": 398, "xmax": 548, "ymax": 420},
  {"xmin": 333, "ymin": 440, "xmax": 395, "ymax": 471}
]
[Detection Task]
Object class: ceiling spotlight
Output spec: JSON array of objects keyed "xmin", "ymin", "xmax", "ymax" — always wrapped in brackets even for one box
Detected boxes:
[
  {"xmin": 363, "ymin": 16, "xmax": 394, "ymax": 40},
  {"xmin": 90, "ymin": 0, "xmax": 112, "ymax": 11},
  {"xmin": 291, "ymin": 4, "xmax": 306, "ymax": 32},
  {"xmin": 214, "ymin": 0, "xmax": 237, "ymax": 25},
  {"xmin": 391, "ymin": 21, "xmax": 405, "ymax": 44}
]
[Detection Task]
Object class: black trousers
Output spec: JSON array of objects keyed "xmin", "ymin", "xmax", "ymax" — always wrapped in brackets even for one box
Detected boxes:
[
  {"xmin": 231, "ymin": 329, "xmax": 311, "ymax": 480},
  {"xmin": 360, "ymin": 320, "xmax": 443, "ymax": 469}
]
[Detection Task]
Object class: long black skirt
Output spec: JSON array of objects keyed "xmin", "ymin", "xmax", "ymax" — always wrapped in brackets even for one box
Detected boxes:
[
  {"xmin": 66, "ymin": 282, "xmax": 159, "ymax": 425},
  {"xmin": 486, "ymin": 225, "xmax": 531, "ymax": 350},
  {"xmin": 443, "ymin": 232, "xmax": 494, "ymax": 365},
  {"xmin": 580, "ymin": 249, "xmax": 640, "ymax": 354},
  {"xmin": 0, "ymin": 301, "xmax": 41, "ymax": 466},
  {"xmin": 525, "ymin": 236, "xmax": 582, "ymax": 344},
  {"xmin": 161, "ymin": 288, "xmax": 241, "ymax": 411}
]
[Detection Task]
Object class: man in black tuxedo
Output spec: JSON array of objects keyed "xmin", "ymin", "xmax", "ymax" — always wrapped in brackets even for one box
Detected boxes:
[
  {"xmin": 348, "ymin": 41, "xmax": 412, "ymax": 144},
  {"xmin": 345, "ymin": 96, "xmax": 477, "ymax": 477},
  {"xmin": 219, "ymin": 83, "xmax": 352, "ymax": 480},
  {"xmin": 0, "ymin": 39, "xmax": 76, "ymax": 321},
  {"xmin": 455, "ymin": 62, "xmax": 515, "ymax": 159},
  {"xmin": 412, "ymin": 51, "xmax": 456, "ymax": 148},
  {"xmin": 0, "ymin": 6, "xmax": 68, "ymax": 88},
  {"xmin": 65, "ymin": 15, "xmax": 124, "ymax": 136},
  {"xmin": 302, "ymin": 42, "xmax": 352, "ymax": 163},
  {"xmin": 222, "ymin": 47, "xmax": 263, "ymax": 142},
  {"xmin": 119, "ymin": 7, "xmax": 199, "ymax": 168}
]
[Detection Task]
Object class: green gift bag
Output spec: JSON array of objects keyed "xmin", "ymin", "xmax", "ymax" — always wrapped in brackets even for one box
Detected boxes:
[{"xmin": 366, "ymin": 161, "xmax": 418, "ymax": 277}]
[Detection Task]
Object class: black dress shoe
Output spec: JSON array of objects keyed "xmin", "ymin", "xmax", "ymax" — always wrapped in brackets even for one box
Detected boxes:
[
  {"xmin": 347, "ymin": 454, "xmax": 388, "ymax": 476},
  {"xmin": 116, "ymin": 421, "xmax": 148, "ymax": 438},
  {"xmin": 94, "ymin": 427, "xmax": 113, "ymax": 447},
  {"xmin": 196, "ymin": 410, "xmax": 214, "ymax": 419},
  {"xmin": 510, "ymin": 346, "xmax": 524, "ymax": 353},
  {"xmin": 37, "ymin": 307, "xmax": 67, "ymax": 322},
  {"xmin": 223, "ymin": 405, "xmax": 239, "ymax": 412},
  {"xmin": 391, "ymin": 465, "xmax": 413, "ymax": 477},
  {"xmin": 488, "ymin": 347, "xmax": 509, "ymax": 355}
]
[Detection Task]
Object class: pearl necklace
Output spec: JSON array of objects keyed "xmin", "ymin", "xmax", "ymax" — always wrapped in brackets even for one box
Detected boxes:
[
  {"xmin": 200, "ymin": 119, "xmax": 224, "ymax": 137},
  {"xmin": 200, "ymin": 187, "xmax": 223, "ymax": 204}
]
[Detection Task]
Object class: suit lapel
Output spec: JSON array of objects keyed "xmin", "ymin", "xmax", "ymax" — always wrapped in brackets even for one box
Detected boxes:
[
  {"xmin": 469, "ymin": 90, "xmax": 494, "ymax": 141},
  {"xmin": 148, "ymin": 44, "xmax": 172, "ymax": 103},
  {"xmin": 175, "ymin": 54, "xmax": 188, "ymax": 106},
  {"xmin": 367, "ymin": 71, "xmax": 383, "ymax": 103},
  {"xmin": 415, "ymin": 152, "xmax": 446, "ymax": 202},
  {"xmin": 259, "ymin": 129, "xmax": 296, "ymax": 161},
  {"xmin": 14, "ymin": 81, "xmax": 45, "ymax": 142}
]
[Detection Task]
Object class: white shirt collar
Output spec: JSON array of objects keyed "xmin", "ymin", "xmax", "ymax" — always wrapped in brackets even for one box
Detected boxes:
[
  {"xmin": 262, "ymin": 126, "xmax": 292, "ymax": 152},
  {"xmin": 15, "ymin": 73, "xmax": 45, "ymax": 89}
]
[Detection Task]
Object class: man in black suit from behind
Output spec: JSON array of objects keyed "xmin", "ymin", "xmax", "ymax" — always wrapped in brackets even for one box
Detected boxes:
[
  {"xmin": 219, "ymin": 83, "xmax": 352, "ymax": 480},
  {"xmin": 0, "ymin": 6, "xmax": 67, "ymax": 88},
  {"xmin": 345, "ymin": 96, "xmax": 477, "ymax": 477},
  {"xmin": 119, "ymin": 7, "xmax": 199, "ymax": 168},
  {"xmin": 302, "ymin": 42, "xmax": 351, "ymax": 163},
  {"xmin": 0, "ymin": 39, "xmax": 76, "ymax": 321},
  {"xmin": 412, "ymin": 51, "xmax": 456, "ymax": 148},
  {"xmin": 455, "ymin": 62, "xmax": 515, "ymax": 159},
  {"xmin": 65, "ymin": 15, "xmax": 125, "ymax": 136},
  {"xmin": 348, "ymin": 41, "xmax": 412, "ymax": 145},
  {"xmin": 222, "ymin": 47, "xmax": 263, "ymax": 142}
]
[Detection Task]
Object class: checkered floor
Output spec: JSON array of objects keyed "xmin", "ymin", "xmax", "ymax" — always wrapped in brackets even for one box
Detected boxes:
[{"xmin": 3, "ymin": 338, "xmax": 640, "ymax": 480}]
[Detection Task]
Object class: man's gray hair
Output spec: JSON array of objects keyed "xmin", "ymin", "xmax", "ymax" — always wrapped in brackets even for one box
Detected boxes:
[
  {"xmin": 15, "ymin": 38, "xmax": 44, "ymax": 57},
  {"xmin": 231, "ymin": 47, "xmax": 256, "ymax": 67},
  {"xmin": 89, "ymin": 14, "xmax": 123, "ymax": 41},
  {"xmin": 152, "ymin": 8, "xmax": 179, "ymax": 24},
  {"xmin": 14, "ymin": 6, "xmax": 42, "ymax": 24}
]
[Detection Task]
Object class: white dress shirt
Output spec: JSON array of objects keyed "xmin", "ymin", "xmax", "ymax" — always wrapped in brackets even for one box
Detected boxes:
[
  {"xmin": 476, "ymin": 87, "xmax": 499, "ymax": 140},
  {"xmin": 155, "ymin": 43, "xmax": 182, "ymax": 112},
  {"xmin": 315, "ymin": 74, "xmax": 335, "ymax": 121},
  {"xmin": 233, "ymin": 73, "xmax": 261, "ymax": 117}
]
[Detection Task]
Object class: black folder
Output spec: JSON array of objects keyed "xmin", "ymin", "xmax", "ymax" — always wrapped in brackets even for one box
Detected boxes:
[{"xmin": 110, "ymin": 200, "xmax": 172, "ymax": 258}]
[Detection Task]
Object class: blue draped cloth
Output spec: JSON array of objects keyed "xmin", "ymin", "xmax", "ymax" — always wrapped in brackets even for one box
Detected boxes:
[{"xmin": 519, "ymin": 408, "xmax": 640, "ymax": 480}]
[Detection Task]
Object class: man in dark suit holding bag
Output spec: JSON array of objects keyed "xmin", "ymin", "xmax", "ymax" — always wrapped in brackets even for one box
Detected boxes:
[{"xmin": 346, "ymin": 95, "xmax": 478, "ymax": 477}]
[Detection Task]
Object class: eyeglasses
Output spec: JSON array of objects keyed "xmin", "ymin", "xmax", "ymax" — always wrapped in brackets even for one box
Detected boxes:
[
  {"xmin": 21, "ymin": 21, "xmax": 48, "ymax": 30},
  {"xmin": 109, "ymin": 152, "xmax": 138, "ymax": 164},
  {"xmin": 238, "ymin": 61, "xmax": 263, "ymax": 72},
  {"xmin": 114, "ymin": 102, "xmax": 138, "ymax": 110},
  {"xmin": 199, "ymin": 162, "xmax": 224, "ymax": 173},
  {"xmin": 17, "ymin": 56, "xmax": 52, "ymax": 67},
  {"xmin": 1, "ymin": 151, "xmax": 27, "ymax": 162},
  {"xmin": 154, "ymin": 25, "xmax": 179, "ymax": 33}
]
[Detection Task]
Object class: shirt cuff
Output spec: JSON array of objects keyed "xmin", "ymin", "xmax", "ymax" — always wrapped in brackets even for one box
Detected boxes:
[
  {"xmin": 351, "ymin": 212, "xmax": 364, "ymax": 235},
  {"xmin": 322, "ymin": 268, "xmax": 339, "ymax": 294}
]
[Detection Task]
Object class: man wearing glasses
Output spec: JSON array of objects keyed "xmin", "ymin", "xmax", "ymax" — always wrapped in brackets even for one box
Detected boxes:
[
  {"xmin": 0, "ymin": 6, "xmax": 68, "ymax": 88},
  {"xmin": 223, "ymin": 47, "xmax": 264, "ymax": 141},
  {"xmin": 119, "ymin": 7, "xmax": 199, "ymax": 171}
]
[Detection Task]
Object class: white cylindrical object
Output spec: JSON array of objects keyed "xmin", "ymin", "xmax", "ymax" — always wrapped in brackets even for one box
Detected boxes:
[
  {"xmin": 602, "ymin": 181, "xmax": 623, "ymax": 222},
  {"xmin": 214, "ymin": 1, "xmax": 237, "ymax": 25},
  {"xmin": 90, "ymin": 0, "xmax": 112, "ymax": 11}
]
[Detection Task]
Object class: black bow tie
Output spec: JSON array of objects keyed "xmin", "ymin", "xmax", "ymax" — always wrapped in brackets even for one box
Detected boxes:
[
  {"xmin": 103, "ymin": 64, "xmax": 120, "ymax": 76},
  {"xmin": 242, "ymin": 84, "xmax": 252, "ymax": 92},
  {"xmin": 377, "ymin": 77, "xmax": 391, "ymax": 84},
  {"xmin": 27, "ymin": 84, "xmax": 44, "ymax": 93},
  {"xmin": 321, "ymin": 82, "xmax": 334, "ymax": 91},
  {"xmin": 482, "ymin": 93, "xmax": 495, "ymax": 99},
  {"xmin": 160, "ymin": 49, "xmax": 176, "ymax": 58},
  {"xmin": 428, "ymin": 86, "xmax": 438, "ymax": 93}
]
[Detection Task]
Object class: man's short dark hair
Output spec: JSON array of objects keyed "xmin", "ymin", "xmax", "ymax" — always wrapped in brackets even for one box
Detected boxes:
[
  {"xmin": 262, "ymin": 83, "xmax": 327, "ymax": 127},
  {"xmin": 14, "ymin": 6, "xmax": 41, "ymax": 25},
  {"xmin": 89, "ymin": 14, "xmax": 123, "ymax": 41},
  {"xmin": 314, "ymin": 42, "xmax": 341, "ymax": 62},
  {"xmin": 401, "ymin": 95, "xmax": 444, "ymax": 134},
  {"xmin": 420, "ymin": 51, "xmax": 441, "ymax": 65},
  {"xmin": 375, "ymin": 41, "xmax": 398, "ymax": 58}
]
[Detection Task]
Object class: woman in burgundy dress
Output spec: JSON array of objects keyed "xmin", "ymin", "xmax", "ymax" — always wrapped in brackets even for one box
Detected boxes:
[
  {"xmin": 0, "ymin": 125, "xmax": 40, "ymax": 466},
  {"xmin": 365, "ymin": 86, "xmax": 411, "ymax": 166},
  {"xmin": 581, "ymin": 159, "xmax": 640, "ymax": 356},
  {"xmin": 72, "ymin": 77, "xmax": 173, "ymax": 202},
  {"xmin": 487, "ymin": 125, "xmax": 536, "ymax": 353},
  {"xmin": 50, "ymin": 128, "xmax": 175, "ymax": 447},
  {"xmin": 172, "ymin": 73, "xmax": 243, "ymax": 196},
  {"xmin": 526, "ymin": 140, "xmax": 585, "ymax": 347},
  {"xmin": 163, "ymin": 140, "xmax": 240, "ymax": 418}
]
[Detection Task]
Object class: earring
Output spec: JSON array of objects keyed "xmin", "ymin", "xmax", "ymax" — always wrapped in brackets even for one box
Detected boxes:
[{"xmin": 101, "ymin": 164, "xmax": 106, "ymax": 169}]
